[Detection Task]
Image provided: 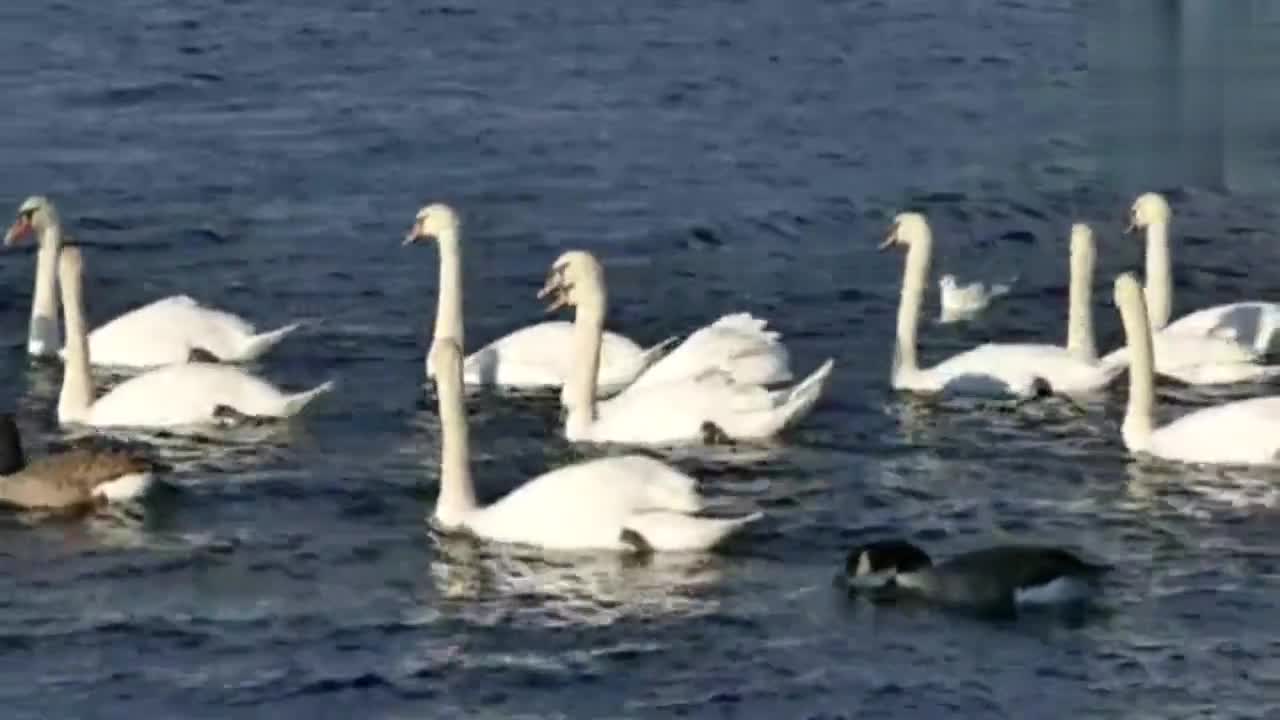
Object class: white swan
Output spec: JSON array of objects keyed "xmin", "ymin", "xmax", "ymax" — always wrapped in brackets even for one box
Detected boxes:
[
  {"xmin": 1131, "ymin": 192, "xmax": 1280, "ymax": 353},
  {"xmin": 540, "ymin": 251, "xmax": 833, "ymax": 445},
  {"xmin": 404, "ymin": 203, "xmax": 673, "ymax": 395},
  {"xmin": 1114, "ymin": 272, "xmax": 1280, "ymax": 466},
  {"xmin": 429, "ymin": 337, "xmax": 761, "ymax": 551},
  {"xmin": 55, "ymin": 246, "xmax": 334, "ymax": 429},
  {"xmin": 938, "ymin": 273, "xmax": 1011, "ymax": 322},
  {"xmin": 4, "ymin": 196, "xmax": 302, "ymax": 366},
  {"xmin": 1098, "ymin": 192, "xmax": 1280, "ymax": 385},
  {"xmin": 882, "ymin": 214, "xmax": 1116, "ymax": 397}
]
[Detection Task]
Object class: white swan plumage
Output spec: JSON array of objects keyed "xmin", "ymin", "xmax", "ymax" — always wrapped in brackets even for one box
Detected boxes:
[
  {"xmin": 404, "ymin": 203, "xmax": 673, "ymax": 395},
  {"xmin": 622, "ymin": 312, "xmax": 794, "ymax": 391},
  {"xmin": 1095, "ymin": 193, "xmax": 1280, "ymax": 385},
  {"xmin": 540, "ymin": 250, "xmax": 833, "ymax": 445},
  {"xmin": 429, "ymin": 337, "xmax": 761, "ymax": 551},
  {"xmin": 1114, "ymin": 272, "xmax": 1280, "ymax": 466},
  {"xmin": 55, "ymin": 246, "xmax": 333, "ymax": 429},
  {"xmin": 4, "ymin": 195, "xmax": 302, "ymax": 366},
  {"xmin": 883, "ymin": 214, "xmax": 1118, "ymax": 397}
]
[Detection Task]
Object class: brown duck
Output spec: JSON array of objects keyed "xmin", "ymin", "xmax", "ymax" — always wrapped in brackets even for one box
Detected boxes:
[{"xmin": 0, "ymin": 414, "xmax": 158, "ymax": 509}]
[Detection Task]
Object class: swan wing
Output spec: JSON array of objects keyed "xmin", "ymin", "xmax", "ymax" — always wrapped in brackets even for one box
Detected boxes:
[
  {"xmin": 1163, "ymin": 302, "xmax": 1280, "ymax": 354},
  {"xmin": 464, "ymin": 455, "xmax": 703, "ymax": 550},
  {"xmin": 913, "ymin": 344, "xmax": 1048, "ymax": 397},
  {"xmin": 955, "ymin": 344, "xmax": 1116, "ymax": 392},
  {"xmin": 629, "ymin": 312, "xmax": 792, "ymax": 390},
  {"xmin": 85, "ymin": 295, "xmax": 258, "ymax": 367},
  {"xmin": 455, "ymin": 321, "xmax": 648, "ymax": 389},
  {"xmin": 1152, "ymin": 396, "xmax": 1280, "ymax": 465},
  {"xmin": 589, "ymin": 362, "xmax": 829, "ymax": 444},
  {"xmin": 85, "ymin": 363, "xmax": 291, "ymax": 427}
]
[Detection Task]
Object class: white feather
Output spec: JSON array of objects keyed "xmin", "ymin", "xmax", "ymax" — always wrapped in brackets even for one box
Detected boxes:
[
  {"xmin": 64, "ymin": 295, "xmax": 302, "ymax": 367},
  {"xmin": 1014, "ymin": 576, "xmax": 1092, "ymax": 607},
  {"xmin": 625, "ymin": 312, "xmax": 793, "ymax": 391},
  {"xmin": 93, "ymin": 472, "xmax": 155, "ymax": 502}
]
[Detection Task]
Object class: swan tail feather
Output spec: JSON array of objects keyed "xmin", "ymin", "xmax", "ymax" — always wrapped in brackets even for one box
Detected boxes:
[
  {"xmin": 710, "ymin": 312, "xmax": 782, "ymax": 342},
  {"xmin": 235, "ymin": 322, "xmax": 305, "ymax": 361},
  {"xmin": 774, "ymin": 358, "xmax": 835, "ymax": 429},
  {"xmin": 282, "ymin": 380, "xmax": 336, "ymax": 416}
]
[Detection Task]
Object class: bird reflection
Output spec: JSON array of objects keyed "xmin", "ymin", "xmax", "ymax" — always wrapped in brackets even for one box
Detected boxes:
[
  {"xmin": 1125, "ymin": 457, "xmax": 1280, "ymax": 511},
  {"xmin": 426, "ymin": 530, "xmax": 726, "ymax": 626}
]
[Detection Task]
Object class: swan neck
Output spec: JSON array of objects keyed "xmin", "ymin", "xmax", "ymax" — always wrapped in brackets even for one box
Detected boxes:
[
  {"xmin": 893, "ymin": 232, "xmax": 931, "ymax": 381},
  {"xmin": 1066, "ymin": 239, "xmax": 1098, "ymax": 362},
  {"xmin": 433, "ymin": 229, "xmax": 464, "ymax": 347},
  {"xmin": 1144, "ymin": 222, "xmax": 1172, "ymax": 331},
  {"xmin": 30, "ymin": 224, "xmax": 63, "ymax": 357},
  {"xmin": 1120, "ymin": 289, "xmax": 1156, "ymax": 452},
  {"xmin": 57, "ymin": 256, "xmax": 93, "ymax": 424},
  {"xmin": 566, "ymin": 286, "xmax": 605, "ymax": 437},
  {"xmin": 435, "ymin": 358, "xmax": 477, "ymax": 528}
]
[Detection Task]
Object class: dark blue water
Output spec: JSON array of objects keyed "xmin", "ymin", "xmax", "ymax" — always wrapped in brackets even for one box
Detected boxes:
[{"xmin": 4, "ymin": 0, "xmax": 1280, "ymax": 717}]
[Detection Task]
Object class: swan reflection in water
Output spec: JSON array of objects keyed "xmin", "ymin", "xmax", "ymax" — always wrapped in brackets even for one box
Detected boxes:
[
  {"xmin": 1125, "ymin": 458, "xmax": 1280, "ymax": 512},
  {"xmin": 425, "ymin": 530, "xmax": 731, "ymax": 627}
]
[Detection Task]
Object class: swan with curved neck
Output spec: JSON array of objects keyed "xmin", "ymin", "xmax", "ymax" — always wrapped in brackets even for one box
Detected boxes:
[
  {"xmin": 882, "ymin": 214, "xmax": 1118, "ymax": 396},
  {"xmin": 1114, "ymin": 272, "xmax": 1280, "ymax": 465},
  {"xmin": 539, "ymin": 250, "xmax": 833, "ymax": 445},
  {"xmin": 1097, "ymin": 193, "xmax": 1280, "ymax": 385},
  {"xmin": 55, "ymin": 246, "xmax": 333, "ymax": 429},
  {"xmin": 4, "ymin": 196, "xmax": 303, "ymax": 366},
  {"xmin": 404, "ymin": 203, "xmax": 674, "ymax": 395},
  {"xmin": 1128, "ymin": 191, "xmax": 1280, "ymax": 354},
  {"xmin": 429, "ymin": 336, "xmax": 761, "ymax": 551}
]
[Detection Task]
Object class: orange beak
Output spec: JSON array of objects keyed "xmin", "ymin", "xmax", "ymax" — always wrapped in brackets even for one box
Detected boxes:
[{"xmin": 4, "ymin": 217, "xmax": 32, "ymax": 246}]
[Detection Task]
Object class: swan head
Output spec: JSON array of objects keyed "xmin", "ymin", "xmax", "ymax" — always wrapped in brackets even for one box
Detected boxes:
[
  {"xmin": 1127, "ymin": 193, "xmax": 1171, "ymax": 233},
  {"xmin": 404, "ymin": 203, "xmax": 460, "ymax": 246},
  {"xmin": 843, "ymin": 539, "xmax": 933, "ymax": 591},
  {"xmin": 1113, "ymin": 271, "xmax": 1143, "ymax": 309},
  {"xmin": 878, "ymin": 212, "xmax": 930, "ymax": 251},
  {"xmin": 5, "ymin": 196, "xmax": 58, "ymax": 247},
  {"xmin": 1070, "ymin": 222, "xmax": 1095, "ymax": 257},
  {"xmin": 538, "ymin": 250, "xmax": 605, "ymax": 313}
]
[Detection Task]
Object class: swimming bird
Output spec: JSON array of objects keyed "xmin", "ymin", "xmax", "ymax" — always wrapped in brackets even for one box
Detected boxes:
[
  {"xmin": 405, "ymin": 203, "xmax": 674, "ymax": 395},
  {"xmin": 938, "ymin": 273, "xmax": 1012, "ymax": 322},
  {"xmin": 0, "ymin": 414, "xmax": 158, "ymax": 509},
  {"xmin": 1114, "ymin": 272, "xmax": 1280, "ymax": 465},
  {"xmin": 882, "ymin": 213, "xmax": 1058, "ymax": 398},
  {"xmin": 55, "ymin": 246, "xmax": 333, "ymax": 429},
  {"xmin": 1098, "ymin": 192, "xmax": 1280, "ymax": 384},
  {"xmin": 428, "ymin": 336, "xmax": 761, "ymax": 551},
  {"xmin": 3, "ymin": 196, "xmax": 302, "ymax": 366},
  {"xmin": 538, "ymin": 250, "xmax": 833, "ymax": 445},
  {"xmin": 842, "ymin": 539, "xmax": 1106, "ymax": 618}
]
